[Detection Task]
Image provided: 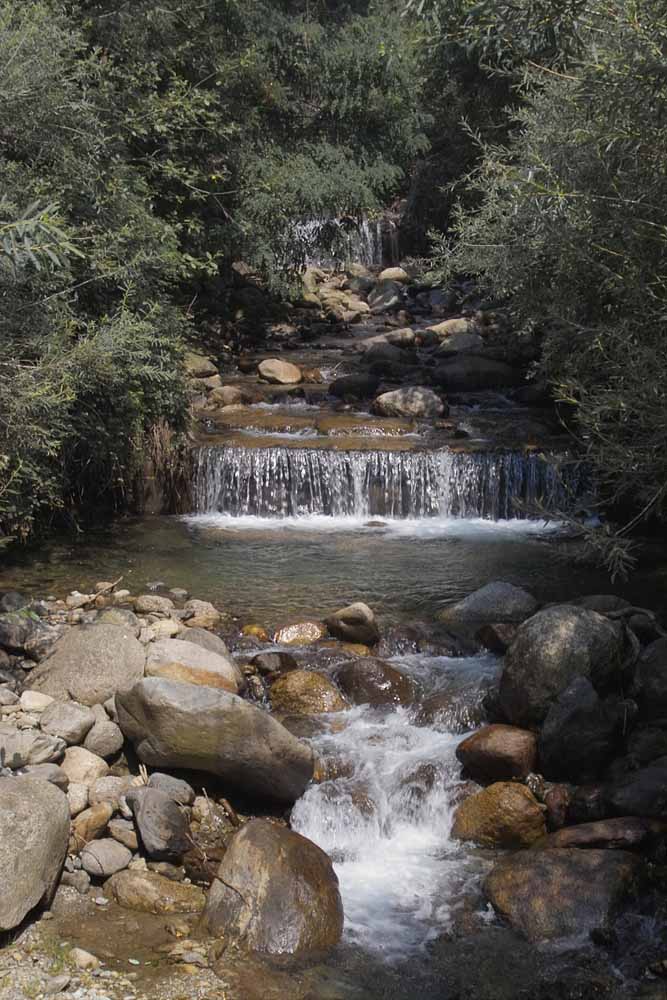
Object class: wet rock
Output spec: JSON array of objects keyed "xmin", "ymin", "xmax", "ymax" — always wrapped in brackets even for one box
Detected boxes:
[
  {"xmin": 148, "ymin": 772, "xmax": 195, "ymax": 805},
  {"xmin": 433, "ymin": 357, "xmax": 522, "ymax": 392},
  {"xmin": 70, "ymin": 802, "xmax": 114, "ymax": 851},
  {"xmin": 604, "ymin": 761, "xmax": 667, "ymax": 818},
  {"xmin": 576, "ymin": 595, "xmax": 632, "ymax": 615},
  {"xmin": 567, "ymin": 785, "xmax": 608, "ymax": 825},
  {"xmin": 540, "ymin": 817, "xmax": 667, "ymax": 851},
  {"xmin": 476, "ymin": 623, "xmax": 518, "ymax": 655},
  {"xmin": 439, "ymin": 582, "xmax": 538, "ymax": 631},
  {"xmin": 183, "ymin": 599, "xmax": 223, "ymax": 630},
  {"xmin": 544, "ymin": 784, "xmax": 570, "ymax": 830},
  {"xmin": 60, "ymin": 746, "xmax": 109, "ymax": 785},
  {"xmin": 40, "ymin": 701, "xmax": 96, "ymax": 745},
  {"xmin": 416, "ymin": 688, "xmax": 490, "ymax": 733},
  {"xmin": 125, "ymin": 787, "xmax": 189, "ymax": 861},
  {"xmin": 0, "ymin": 724, "xmax": 65, "ymax": 768},
  {"xmin": 0, "ymin": 776, "xmax": 70, "ymax": 931},
  {"xmin": 105, "ymin": 869, "xmax": 206, "ymax": 914},
  {"xmin": 116, "ymin": 678, "xmax": 314, "ymax": 804},
  {"xmin": 145, "ymin": 638, "xmax": 240, "ymax": 693},
  {"xmin": 485, "ymin": 848, "xmax": 642, "ymax": 942},
  {"xmin": 499, "ymin": 605, "xmax": 624, "ymax": 727},
  {"xmin": 635, "ymin": 639, "xmax": 667, "ymax": 722},
  {"xmin": 329, "ymin": 373, "xmax": 380, "ymax": 400},
  {"xmin": 81, "ymin": 838, "xmax": 132, "ymax": 877},
  {"xmin": 274, "ymin": 621, "xmax": 328, "ymax": 645},
  {"xmin": 176, "ymin": 627, "xmax": 231, "ymax": 658},
  {"xmin": 204, "ymin": 819, "xmax": 343, "ymax": 958},
  {"xmin": 456, "ymin": 725, "xmax": 537, "ymax": 783},
  {"xmin": 368, "ymin": 279, "xmax": 403, "ymax": 314},
  {"xmin": 28, "ymin": 624, "xmax": 146, "ymax": 706},
  {"xmin": 270, "ymin": 670, "xmax": 348, "ymax": 715},
  {"xmin": 258, "ymin": 358, "xmax": 302, "ymax": 385},
  {"xmin": 538, "ymin": 678, "xmax": 628, "ymax": 782},
  {"xmin": 251, "ymin": 651, "xmax": 298, "ymax": 676},
  {"xmin": 336, "ymin": 657, "xmax": 416, "ymax": 707},
  {"xmin": 325, "ymin": 605, "xmax": 379, "ymax": 648},
  {"xmin": 452, "ymin": 782, "xmax": 546, "ymax": 847}
]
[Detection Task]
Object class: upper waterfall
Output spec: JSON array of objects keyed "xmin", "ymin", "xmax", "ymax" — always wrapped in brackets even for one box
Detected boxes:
[{"xmin": 193, "ymin": 445, "xmax": 580, "ymax": 521}]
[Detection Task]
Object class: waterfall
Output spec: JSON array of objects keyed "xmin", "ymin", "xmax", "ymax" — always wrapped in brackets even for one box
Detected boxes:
[
  {"xmin": 292, "ymin": 216, "xmax": 384, "ymax": 268},
  {"xmin": 193, "ymin": 446, "xmax": 579, "ymax": 521}
]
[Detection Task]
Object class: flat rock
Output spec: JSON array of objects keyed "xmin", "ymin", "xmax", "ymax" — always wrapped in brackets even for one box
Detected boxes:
[
  {"xmin": 258, "ymin": 359, "xmax": 302, "ymax": 385},
  {"xmin": 40, "ymin": 701, "xmax": 96, "ymax": 745},
  {"xmin": 456, "ymin": 725, "xmax": 537, "ymax": 783},
  {"xmin": 145, "ymin": 638, "xmax": 239, "ymax": 693},
  {"xmin": 105, "ymin": 869, "xmax": 206, "ymax": 914}
]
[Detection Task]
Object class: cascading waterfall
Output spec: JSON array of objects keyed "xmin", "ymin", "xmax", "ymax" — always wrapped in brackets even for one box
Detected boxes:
[
  {"xmin": 193, "ymin": 445, "xmax": 580, "ymax": 521},
  {"xmin": 292, "ymin": 216, "xmax": 385, "ymax": 268}
]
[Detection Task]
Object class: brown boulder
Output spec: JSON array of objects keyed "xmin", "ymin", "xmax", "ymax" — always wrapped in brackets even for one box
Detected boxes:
[
  {"xmin": 452, "ymin": 782, "xmax": 546, "ymax": 848},
  {"xmin": 325, "ymin": 602, "xmax": 379, "ymax": 645},
  {"xmin": 456, "ymin": 725, "xmax": 537, "ymax": 784},
  {"xmin": 336, "ymin": 657, "xmax": 416, "ymax": 707},
  {"xmin": 204, "ymin": 819, "xmax": 343, "ymax": 958},
  {"xmin": 274, "ymin": 621, "xmax": 328, "ymax": 646},
  {"xmin": 105, "ymin": 870, "xmax": 205, "ymax": 914},
  {"xmin": 540, "ymin": 816, "xmax": 667, "ymax": 851},
  {"xmin": 270, "ymin": 670, "xmax": 348, "ymax": 715}
]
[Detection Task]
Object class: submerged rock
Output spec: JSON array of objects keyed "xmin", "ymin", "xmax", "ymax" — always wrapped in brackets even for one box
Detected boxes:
[
  {"xmin": 116, "ymin": 677, "xmax": 314, "ymax": 803},
  {"xmin": 485, "ymin": 849, "xmax": 642, "ymax": 942},
  {"xmin": 204, "ymin": 819, "xmax": 344, "ymax": 958},
  {"xmin": 0, "ymin": 776, "xmax": 70, "ymax": 931},
  {"xmin": 499, "ymin": 605, "xmax": 624, "ymax": 727},
  {"xmin": 456, "ymin": 725, "xmax": 537, "ymax": 784},
  {"xmin": 325, "ymin": 602, "xmax": 379, "ymax": 645},
  {"xmin": 270, "ymin": 670, "xmax": 348, "ymax": 715},
  {"xmin": 439, "ymin": 582, "xmax": 538, "ymax": 632},
  {"xmin": 452, "ymin": 782, "xmax": 546, "ymax": 848}
]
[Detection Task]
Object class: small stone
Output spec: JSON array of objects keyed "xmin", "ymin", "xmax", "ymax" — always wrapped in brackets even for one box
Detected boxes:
[
  {"xmin": 45, "ymin": 974, "xmax": 71, "ymax": 994},
  {"xmin": 83, "ymin": 721, "xmax": 124, "ymax": 759},
  {"xmin": 70, "ymin": 802, "xmax": 114, "ymax": 852},
  {"xmin": 60, "ymin": 870, "xmax": 91, "ymax": 895},
  {"xmin": 81, "ymin": 839, "xmax": 133, "ymax": 878},
  {"xmin": 135, "ymin": 595, "xmax": 175, "ymax": 616},
  {"xmin": 61, "ymin": 746, "xmax": 110, "ymax": 786},
  {"xmin": 70, "ymin": 947, "xmax": 101, "ymax": 971},
  {"xmin": 109, "ymin": 818, "xmax": 139, "ymax": 851},
  {"xmin": 41, "ymin": 701, "xmax": 97, "ymax": 746},
  {"xmin": 19, "ymin": 691, "xmax": 54, "ymax": 713}
]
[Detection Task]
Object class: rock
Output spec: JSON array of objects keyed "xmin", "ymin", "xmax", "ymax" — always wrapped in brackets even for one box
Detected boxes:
[
  {"xmin": 19, "ymin": 691, "xmax": 53, "ymax": 713},
  {"xmin": 145, "ymin": 638, "xmax": 239, "ymax": 693},
  {"xmin": 499, "ymin": 605, "xmax": 625, "ymax": 727},
  {"xmin": 476, "ymin": 623, "xmax": 518, "ymax": 655},
  {"xmin": 325, "ymin": 602, "xmax": 379, "ymax": 645},
  {"xmin": 439, "ymin": 582, "xmax": 538, "ymax": 631},
  {"xmin": 97, "ymin": 608, "xmax": 141, "ymax": 634},
  {"xmin": 135, "ymin": 594, "xmax": 174, "ymax": 615},
  {"xmin": 81, "ymin": 838, "xmax": 132, "ymax": 878},
  {"xmin": 425, "ymin": 317, "xmax": 476, "ymax": 340},
  {"xmin": 109, "ymin": 818, "xmax": 139, "ymax": 850},
  {"xmin": 184, "ymin": 352, "xmax": 218, "ymax": 378},
  {"xmin": 541, "ymin": 817, "xmax": 667, "ymax": 851},
  {"xmin": 116, "ymin": 678, "xmax": 314, "ymax": 803},
  {"xmin": 148, "ymin": 773, "xmax": 195, "ymax": 805},
  {"xmin": 436, "ymin": 332, "xmax": 485, "ymax": 356},
  {"xmin": 69, "ymin": 947, "xmax": 101, "ymax": 971},
  {"xmin": 89, "ymin": 775, "xmax": 134, "ymax": 809},
  {"xmin": 210, "ymin": 385, "xmax": 245, "ymax": 407},
  {"xmin": 0, "ymin": 724, "xmax": 65, "ymax": 768},
  {"xmin": 329, "ymin": 373, "xmax": 379, "ymax": 400},
  {"xmin": 258, "ymin": 359, "xmax": 302, "ymax": 385},
  {"xmin": 0, "ymin": 777, "xmax": 70, "ymax": 931},
  {"xmin": 270, "ymin": 671, "xmax": 347, "ymax": 715},
  {"xmin": 568, "ymin": 785, "xmax": 608, "ymax": 825},
  {"xmin": 576, "ymin": 595, "xmax": 632, "ymax": 614},
  {"xmin": 627, "ymin": 726, "xmax": 667, "ymax": 767},
  {"xmin": 452, "ymin": 782, "xmax": 546, "ymax": 847},
  {"xmin": 0, "ymin": 591, "xmax": 27, "ymax": 613},
  {"xmin": 67, "ymin": 782, "xmax": 89, "ymax": 817},
  {"xmin": 378, "ymin": 266, "xmax": 409, "ymax": 283},
  {"xmin": 18, "ymin": 763, "xmax": 69, "ymax": 791},
  {"xmin": 636, "ymin": 639, "xmax": 667, "ymax": 722},
  {"xmin": 125, "ymin": 787, "xmax": 189, "ymax": 861},
  {"xmin": 368, "ymin": 279, "xmax": 403, "ymax": 315},
  {"xmin": 183, "ymin": 599, "xmax": 223, "ymax": 630},
  {"xmin": 373, "ymin": 386, "xmax": 445, "ymax": 420},
  {"xmin": 29, "ymin": 624, "xmax": 146, "ymax": 706},
  {"xmin": 251, "ymin": 651, "xmax": 298, "ymax": 676},
  {"xmin": 604, "ymin": 761, "xmax": 667, "ymax": 818},
  {"xmin": 204, "ymin": 819, "xmax": 343, "ymax": 958},
  {"xmin": 83, "ymin": 720, "xmax": 124, "ymax": 759},
  {"xmin": 433, "ymin": 357, "xmax": 522, "ymax": 392},
  {"xmin": 151, "ymin": 619, "xmax": 182, "ymax": 640},
  {"xmin": 70, "ymin": 802, "xmax": 114, "ymax": 851},
  {"xmin": 40, "ymin": 701, "xmax": 96, "ymax": 745},
  {"xmin": 105, "ymin": 870, "xmax": 206, "ymax": 914},
  {"xmin": 456, "ymin": 725, "xmax": 537, "ymax": 783},
  {"xmin": 384, "ymin": 327, "xmax": 416, "ymax": 348},
  {"xmin": 60, "ymin": 746, "xmax": 109, "ymax": 786},
  {"xmin": 538, "ymin": 678, "xmax": 628, "ymax": 782},
  {"xmin": 274, "ymin": 621, "xmax": 327, "ymax": 646},
  {"xmin": 0, "ymin": 613, "xmax": 34, "ymax": 653},
  {"xmin": 544, "ymin": 784, "xmax": 571, "ymax": 830},
  {"xmin": 336, "ymin": 657, "xmax": 416, "ymax": 707},
  {"xmin": 416, "ymin": 687, "xmax": 489, "ymax": 733},
  {"xmin": 176, "ymin": 628, "xmax": 230, "ymax": 658},
  {"xmin": 485, "ymin": 849, "xmax": 642, "ymax": 942}
]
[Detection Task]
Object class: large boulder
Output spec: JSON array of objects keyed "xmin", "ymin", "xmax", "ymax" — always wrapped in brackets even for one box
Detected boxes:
[
  {"xmin": 499, "ymin": 606, "xmax": 625, "ymax": 727},
  {"xmin": 604, "ymin": 760, "xmax": 667, "ymax": 818},
  {"xmin": 257, "ymin": 359, "xmax": 302, "ymax": 385},
  {"xmin": 485, "ymin": 849, "xmax": 642, "ymax": 942},
  {"xmin": 452, "ymin": 782, "xmax": 546, "ymax": 848},
  {"xmin": 325, "ymin": 602, "xmax": 379, "ymax": 645},
  {"xmin": 329, "ymin": 373, "xmax": 379, "ymax": 401},
  {"xmin": 456, "ymin": 725, "xmax": 537, "ymax": 784},
  {"xmin": 538, "ymin": 677, "xmax": 628, "ymax": 783},
  {"xmin": 433, "ymin": 357, "xmax": 522, "ymax": 392},
  {"xmin": 378, "ymin": 266, "xmax": 409, "ymax": 284},
  {"xmin": 204, "ymin": 819, "xmax": 343, "ymax": 958},
  {"xmin": 336, "ymin": 657, "xmax": 416, "ymax": 707},
  {"xmin": 373, "ymin": 387, "xmax": 446, "ymax": 420},
  {"xmin": 439, "ymin": 582, "xmax": 538, "ymax": 632},
  {"xmin": 116, "ymin": 678, "xmax": 314, "ymax": 804},
  {"xmin": 105, "ymin": 870, "xmax": 205, "ymax": 914},
  {"xmin": 0, "ymin": 777, "xmax": 70, "ymax": 930},
  {"xmin": 270, "ymin": 671, "xmax": 348, "ymax": 715},
  {"xmin": 175, "ymin": 628, "xmax": 231, "ymax": 659},
  {"xmin": 145, "ymin": 638, "xmax": 240, "ymax": 693},
  {"xmin": 28, "ymin": 625, "xmax": 145, "ymax": 706}
]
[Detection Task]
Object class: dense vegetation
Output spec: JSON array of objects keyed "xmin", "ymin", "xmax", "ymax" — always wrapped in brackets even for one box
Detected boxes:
[{"xmin": 1, "ymin": 0, "xmax": 665, "ymax": 564}]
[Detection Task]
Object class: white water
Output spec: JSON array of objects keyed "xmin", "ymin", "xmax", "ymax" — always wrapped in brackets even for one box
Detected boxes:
[{"xmin": 291, "ymin": 654, "xmax": 499, "ymax": 958}]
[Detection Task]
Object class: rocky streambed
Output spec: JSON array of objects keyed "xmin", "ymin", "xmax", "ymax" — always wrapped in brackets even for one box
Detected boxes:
[{"xmin": 0, "ymin": 579, "xmax": 666, "ymax": 1000}]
